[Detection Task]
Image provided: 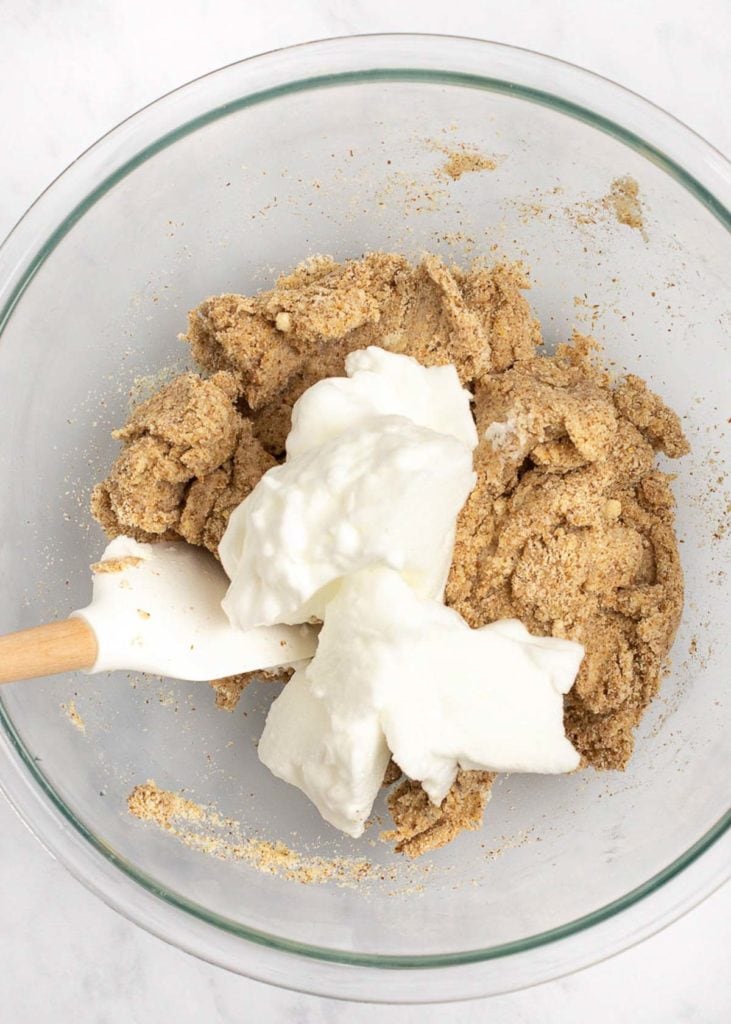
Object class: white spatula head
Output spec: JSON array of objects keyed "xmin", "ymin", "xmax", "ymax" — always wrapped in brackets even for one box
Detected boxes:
[{"xmin": 74, "ymin": 537, "xmax": 317, "ymax": 681}]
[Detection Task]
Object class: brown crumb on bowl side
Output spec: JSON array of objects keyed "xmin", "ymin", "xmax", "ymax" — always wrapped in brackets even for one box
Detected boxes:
[
  {"xmin": 439, "ymin": 150, "xmax": 498, "ymax": 181},
  {"xmin": 603, "ymin": 175, "xmax": 645, "ymax": 234},
  {"xmin": 128, "ymin": 778, "xmax": 204, "ymax": 827},
  {"xmin": 61, "ymin": 700, "xmax": 86, "ymax": 733}
]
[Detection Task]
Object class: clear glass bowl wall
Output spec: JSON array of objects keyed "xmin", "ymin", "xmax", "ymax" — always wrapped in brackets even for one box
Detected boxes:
[{"xmin": 0, "ymin": 36, "xmax": 728, "ymax": 1000}]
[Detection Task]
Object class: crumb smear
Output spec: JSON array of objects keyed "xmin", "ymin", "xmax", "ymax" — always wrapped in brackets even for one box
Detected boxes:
[
  {"xmin": 425, "ymin": 139, "xmax": 499, "ymax": 181},
  {"xmin": 440, "ymin": 150, "xmax": 498, "ymax": 181},
  {"xmin": 604, "ymin": 175, "xmax": 645, "ymax": 234},
  {"xmin": 127, "ymin": 780, "xmax": 375, "ymax": 886},
  {"xmin": 90, "ymin": 555, "xmax": 143, "ymax": 574},
  {"xmin": 61, "ymin": 700, "xmax": 86, "ymax": 733}
]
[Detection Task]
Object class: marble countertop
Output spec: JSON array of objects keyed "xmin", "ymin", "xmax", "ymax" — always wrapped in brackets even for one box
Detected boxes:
[{"xmin": 1, "ymin": 1, "xmax": 728, "ymax": 1020}]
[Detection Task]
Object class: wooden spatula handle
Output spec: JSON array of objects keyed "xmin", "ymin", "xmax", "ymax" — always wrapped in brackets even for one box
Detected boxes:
[{"xmin": 0, "ymin": 619, "xmax": 98, "ymax": 684}]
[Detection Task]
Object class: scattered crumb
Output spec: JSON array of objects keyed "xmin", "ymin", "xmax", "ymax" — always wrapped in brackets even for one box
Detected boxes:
[
  {"xmin": 565, "ymin": 176, "xmax": 647, "ymax": 239},
  {"xmin": 90, "ymin": 555, "xmax": 142, "ymax": 574},
  {"xmin": 482, "ymin": 828, "xmax": 536, "ymax": 861},
  {"xmin": 375, "ymin": 172, "xmax": 448, "ymax": 214},
  {"xmin": 128, "ymin": 367, "xmax": 183, "ymax": 412},
  {"xmin": 61, "ymin": 700, "xmax": 86, "ymax": 733},
  {"xmin": 603, "ymin": 175, "xmax": 646, "ymax": 236},
  {"xmin": 564, "ymin": 196, "xmax": 604, "ymax": 228},
  {"xmin": 515, "ymin": 201, "xmax": 545, "ymax": 223},
  {"xmin": 504, "ymin": 185, "xmax": 563, "ymax": 225},
  {"xmin": 425, "ymin": 138, "xmax": 500, "ymax": 181},
  {"xmin": 439, "ymin": 150, "xmax": 498, "ymax": 181}
]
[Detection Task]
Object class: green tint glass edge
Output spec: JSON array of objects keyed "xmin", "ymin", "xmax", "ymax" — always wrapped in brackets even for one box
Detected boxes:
[{"xmin": 0, "ymin": 66, "xmax": 729, "ymax": 969}]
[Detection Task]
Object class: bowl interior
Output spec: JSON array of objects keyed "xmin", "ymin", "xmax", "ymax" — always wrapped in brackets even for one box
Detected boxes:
[{"xmin": 0, "ymin": 70, "xmax": 729, "ymax": 962}]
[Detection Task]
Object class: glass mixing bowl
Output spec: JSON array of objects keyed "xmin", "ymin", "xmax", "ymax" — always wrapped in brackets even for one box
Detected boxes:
[{"xmin": 0, "ymin": 35, "xmax": 729, "ymax": 1003}]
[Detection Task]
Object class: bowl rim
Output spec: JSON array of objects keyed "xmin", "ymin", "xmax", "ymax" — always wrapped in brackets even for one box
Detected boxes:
[{"xmin": 0, "ymin": 32, "xmax": 729, "ymax": 999}]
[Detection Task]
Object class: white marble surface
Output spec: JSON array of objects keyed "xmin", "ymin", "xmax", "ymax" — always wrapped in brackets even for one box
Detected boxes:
[{"xmin": 1, "ymin": 1, "xmax": 729, "ymax": 1020}]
